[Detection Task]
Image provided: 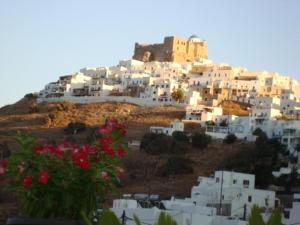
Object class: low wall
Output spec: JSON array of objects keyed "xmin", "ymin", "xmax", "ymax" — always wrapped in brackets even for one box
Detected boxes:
[{"xmin": 37, "ymin": 96, "xmax": 185, "ymax": 108}]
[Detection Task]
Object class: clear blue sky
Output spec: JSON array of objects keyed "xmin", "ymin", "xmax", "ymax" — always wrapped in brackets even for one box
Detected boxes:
[{"xmin": 1, "ymin": 0, "xmax": 300, "ymax": 107}]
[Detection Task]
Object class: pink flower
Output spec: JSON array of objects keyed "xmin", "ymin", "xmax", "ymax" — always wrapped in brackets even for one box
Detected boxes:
[
  {"xmin": 0, "ymin": 159, "xmax": 8, "ymax": 168},
  {"xmin": 118, "ymin": 146, "xmax": 125, "ymax": 158},
  {"xmin": 98, "ymin": 126, "xmax": 108, "ymax": 135},
  {"xmin": 72, "ymin": 147, "xmax": 90, "ymax": 169},
  {"xmin": 0, "ymin": 167, "xmax": 5, "ymax": 176},
  {"xmin": 32, "ymin": 145, "xmax": 43, "ymax": 155},
  {"xmin": 38, "ymin": 171, "xmax": 49, "ymax": 184},
  {"xmin": 0, "ymin": 159, "xmax": 8, "ymax": 176},
  {"xmin": 22, "ymin": 176, "xmax": 33, "ymax": 188},
  {"xmin": 101, "ymin": 171, "xmax": 109, "ymax": 180},
  {"xmin": 99, "ymin": 137, "xmax": 115, "ymax": 157},
  {"xmin": 74, "ymin": 157, "xmax": 90, "ymax": 169}
]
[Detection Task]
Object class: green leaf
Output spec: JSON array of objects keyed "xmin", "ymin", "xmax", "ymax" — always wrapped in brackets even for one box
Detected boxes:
[
  {"xmin": 98, "ymin": 209, "xmax": 122, "ymax": 225},
  {"xmin": 248, "ymin": 205, "xmax": 265, "ymax": 225},
  {"xmin": 133, "ymin": 214, "xmax": 142, "ymax": 225}
]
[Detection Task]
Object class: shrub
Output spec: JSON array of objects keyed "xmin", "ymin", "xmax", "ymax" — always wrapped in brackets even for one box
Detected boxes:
[
  {"xmin": 191, "ymin": 132, "xmax": 211, "ymax": 149},
  {"xmin": 64, "ymin": 122, "xmax": 86, "ymax": 135},
  {"xmin": 3, "ymin": 119, "xmax": 128, "ymax": 219},
  {"xmin": 171, "ymin": 89, "xmax": 184, "ymax": 103},
  {"xmin": 219, "ymin": 120, "xmax": 228, "ymax": 127},
  {"xmin": 24, "ymin": 93, "xmax": 37, "ymax": 99},
  {"xmin": 140, "ymin": 133, "xmax": 187, "ymax": 154},
  {"xmin": 252, "ymin": 127, "xmax": 264, "ymax": 136},
  {"xmin": 57, "ymin": 101, "xmax": 75, "ymax": 112},
  {"xmin": 223, "ymin": 133, "xmax": 237, "ymax": 144},
  {"xmin": 205, "ymin": 120, "xmax": 215, "ymax": 126},
  {"xmin": 172, "ymin": 131, "xmax": 189, "ymax": 143},
  {"xmin": 158, "ymin": 156, "xmax": 193, "ymax": 177},
  {"xmin": 248, "ymin": 205, "xmax": 282, "ymax": 225},
  {"xmin": 86, "ymin": 127, "xmax": 100, "ymax": 143}
]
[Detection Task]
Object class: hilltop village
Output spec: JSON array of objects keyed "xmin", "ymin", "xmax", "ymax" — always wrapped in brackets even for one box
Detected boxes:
[
  {"xmin": 0, "ymin": 35, "xmax": 299, "ymax": 225},
  {"xmin": 38, "ymin": 35, "xmax": 300, "ymax": 172}
]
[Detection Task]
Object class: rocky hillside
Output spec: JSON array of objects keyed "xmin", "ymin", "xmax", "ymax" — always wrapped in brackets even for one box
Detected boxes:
[{"xmin": 0, "ymin": 96, "xmax": 246, "ymax": 223}]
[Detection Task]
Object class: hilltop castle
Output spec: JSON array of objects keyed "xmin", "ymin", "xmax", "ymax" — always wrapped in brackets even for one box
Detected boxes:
[{"xmin": 133, "ymin": 35, "xmax": 208, "ymax": 63}]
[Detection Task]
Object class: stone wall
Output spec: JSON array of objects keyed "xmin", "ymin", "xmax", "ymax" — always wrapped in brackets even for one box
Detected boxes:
[
  {"xmin": 37, "ymin": 96, "xmax": 185, "ymax": 108},
  {"xmin": 132, "ymin": 36, "xmax": 208, "ymax": 63}
]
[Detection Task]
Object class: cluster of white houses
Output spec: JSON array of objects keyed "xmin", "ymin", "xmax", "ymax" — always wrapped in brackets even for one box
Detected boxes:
[
  {"xmin": 110, "ymin": 171, "xmax": 300, "ymax": 225},
  {"xmin": 38, "ymin": 35, "xmax": 300, "ymax": 167}
]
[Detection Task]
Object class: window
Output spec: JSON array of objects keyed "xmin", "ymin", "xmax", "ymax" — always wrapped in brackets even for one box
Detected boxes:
[
  {"xmin": 265, "ymin": 198, "xmax": 269, "ymax": 206},
  {"xmin": 243, "ymin": 180, "xmax": 250, "ymax": 188},
  {"xmin": 216, "ymin": 177, "xmax": 220, "ymax": 183},
  {"xmin": 248, "ymin": 196, "xmax": 252, "ymax": 202},
  {"xmin": 233, "ymin": 179, "xmax": 237, "ymax": 184}
]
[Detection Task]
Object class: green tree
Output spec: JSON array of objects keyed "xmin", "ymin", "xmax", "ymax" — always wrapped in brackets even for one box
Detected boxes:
[
  {"xmin": 220, "ymin": 131, "xmax": 281, "ymax": 187},
  {"xmin": 171, "ymin": 89, "xmax": 184, "ymax": 103}
]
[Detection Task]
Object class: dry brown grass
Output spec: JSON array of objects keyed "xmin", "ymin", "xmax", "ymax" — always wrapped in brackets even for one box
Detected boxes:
[{"xmin": 0, "ymin": 98, "xmax": 244, "ymax": 220}]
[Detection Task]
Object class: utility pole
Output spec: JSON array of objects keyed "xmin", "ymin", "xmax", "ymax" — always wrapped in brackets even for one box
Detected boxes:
[
  {"xmin": 243, "ymin": 204, "xmax": 247, "ymax": 221},
  {"xmin": 121, "ymin": 210, "xmax": 126, "ymax": 225},
  {"xmin": 219, "ymin": 171, "xmax": 224, "ymax": 215}
]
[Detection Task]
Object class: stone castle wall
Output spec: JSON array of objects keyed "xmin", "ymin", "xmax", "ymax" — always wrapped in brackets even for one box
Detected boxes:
[{"xmin": 132, "ymin": 36, "xmax": 208, "ymax": 63}]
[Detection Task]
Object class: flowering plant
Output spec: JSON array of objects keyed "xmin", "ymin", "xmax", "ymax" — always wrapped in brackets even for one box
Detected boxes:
[{"xmin": 2, "ymin": 119, "xmax": 128, "ymax": 219}]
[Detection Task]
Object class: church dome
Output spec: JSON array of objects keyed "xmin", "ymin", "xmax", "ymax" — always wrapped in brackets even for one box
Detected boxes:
[{"xmin": 189, "ymin": 34, "xmax": 202, "ymax": 43}]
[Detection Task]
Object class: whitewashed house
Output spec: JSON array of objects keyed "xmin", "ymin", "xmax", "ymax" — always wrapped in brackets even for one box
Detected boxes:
[
  {"xmin": 64, "ymin": 73, "xmax": 92, "ymax": 97},
  {"xmin": 140, "ymin": 78, "xmax": 182, "ymax": 103},
  {"xmin": 205, "ymin": 116, "xmax": 256, "ymax": 141},
  {"xmin": 191, "ymin": 171, "xmax": 275, "ymax": 219},
  {"xmin": 185, "ymin": 105, "xmax": 223, "ymax": 124},
  {"xmin": 121, "ymin": 73, "xmax": 151, "ymax": 89},
  {"xmin": 283, "ymin": 194, "xmax": 300, "ymax": 225},
  {"xmin": 150, "ymin": 120, "xmax": 184, "ymax": 136},
  {"xmin": 109, "ymin": 171, "xmax": 278, "ymax": 225},
  {"xmin": 80, "ymin": 67, "xmax": 108, "ymax": 78}
]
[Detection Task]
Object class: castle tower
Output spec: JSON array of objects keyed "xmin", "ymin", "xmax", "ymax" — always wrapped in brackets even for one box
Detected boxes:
[{"xmin": 133, "ymin": 35, "xmax": 208, "ymax": 63}]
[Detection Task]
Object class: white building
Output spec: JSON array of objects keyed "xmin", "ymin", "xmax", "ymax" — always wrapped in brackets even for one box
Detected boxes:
[
  {"xmin": 283, "ymin": 194, "xmax": 300, "ymax": 225},
  {"xmin": 109, "ymin": 171, "xmax": 279, "ymax": 225},
  {"xmin": 191, "ymin": 171, "xmax": 275, "ymax": 219},
  {"xmin": 150, "ymin": 121, "xmax": 184, "ymax": 136},
  {"xmin": 185, "ymin": 105, "xmax": 223, "ymax": 124}
]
